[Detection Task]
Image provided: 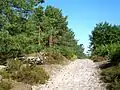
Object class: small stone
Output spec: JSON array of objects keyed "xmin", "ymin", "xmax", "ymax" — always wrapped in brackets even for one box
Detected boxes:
[{"xmin": 33, "ymin": 59, "xmax": 106, "ymax": 90}]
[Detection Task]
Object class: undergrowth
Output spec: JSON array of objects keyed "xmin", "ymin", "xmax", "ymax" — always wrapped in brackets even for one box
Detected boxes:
[
  {"xmin": 101, "ymin": 66, "xmax": 120, "ymax": 90},
  {"xmin": 0, "ymin": 59, "xmax": 49, "ymax": 85},
  {"xmin": 0, "ymin": 80, "xmax": 12, "ymax": 90}
]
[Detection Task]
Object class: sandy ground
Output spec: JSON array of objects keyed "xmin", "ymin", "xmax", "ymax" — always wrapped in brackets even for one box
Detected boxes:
[{"xmin": 32, "ymin": 59, "xmax": 106, "ymax": 90}]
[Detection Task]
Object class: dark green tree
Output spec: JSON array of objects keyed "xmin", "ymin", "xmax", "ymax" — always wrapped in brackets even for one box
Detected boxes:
[
  {"xmin": 0, "ymin": 0, "xmax": 44, "ymax": 63},
  {"xmin": 90, "ymin": 22, "xmax": 120, "ymax": 53},
  {"xmin": 0, "ymin": 1, "xmax": 85, "ymax": 64}
]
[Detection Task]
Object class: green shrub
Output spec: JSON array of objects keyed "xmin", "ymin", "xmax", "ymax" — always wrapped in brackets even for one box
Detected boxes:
[
  {"xmin": 107, "ymin": 79, "xmax": 120, "ymax": 90},
  {"xmin": 93, "ymin": 43, "xmax": 120, "ymax": 64},
  {"xmin": 0, "ymin": 59, "xmax": 23, "ymax": 79},
  {"xmin": 11, "ymin": 65, "xmax": 49, "ymax": 85},
  {"xmin": 101, "ymin": 66, "xmax": 120, "ymax": 90},
  {"xmin": 45, "ymin": 51, "xmax": 65, "ymax": 64},
  {"xmin": 93, "ymin": 45, "xmax": 109, "ymax": 57},
  {"xmin": 0, "ymin": 80, "xmax": 12, "ymax": 90},
  {"xmin": 71, "ymin": 55, "xmax": 78, "ymax": 60},
  {"xmin": 0, "ymin": 70, "xmax": 10, "ymax": 79},
  {"xmin": 0, "ymin": 58, "xmax": 7, "ymax": 65},
  {"xmin": 0, "ymin": 59, "xmax": 49, "ymax": 85},
  {"xmin": 42, "ymin": 47, "xmax": 67, "ymax": 64},
  {"xmin": 6, "ymin": 59, "xmax": 23, "ymax": 73},
  {"xmin": 91, "ymin": 55, "xmax": 107, "ymax": 62},
  {"xmin": 110, "ymin": 48, "xmax": 120, "ymax": 65},
  {"xmin": 101, "ymin": 66, "xmax": 120, "ymax": 82},
  {"xmin": 25, "ymin": 44, "xmax": 43, "ymax": 54},
  {"xmin": 58, "ymin": 47, "xmax": 74, "ymax": 59}
]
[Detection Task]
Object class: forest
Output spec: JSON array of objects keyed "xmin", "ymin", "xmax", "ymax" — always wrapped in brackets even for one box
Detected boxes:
[
  {"xmin": 0, "ymin": 0, "xmax": 85, "ymax": 64},
  {"xmin": 90, "ymin": 22, "xmax": 120, "ymax": 90},
  {"xmin": 0, "ymin": 1, "xmax": 86, "ymax": 89}
]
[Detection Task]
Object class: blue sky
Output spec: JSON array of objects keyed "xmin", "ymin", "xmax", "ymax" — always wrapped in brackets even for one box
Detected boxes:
[{"xmin": 42, "ymin": 0, "xmax": 120, "ymax": 53}]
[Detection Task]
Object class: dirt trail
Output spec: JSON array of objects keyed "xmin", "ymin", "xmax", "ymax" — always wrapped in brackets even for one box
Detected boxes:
[{"xmin": 33, "ymin": 59, "xmax": 106, "ymax": 90}]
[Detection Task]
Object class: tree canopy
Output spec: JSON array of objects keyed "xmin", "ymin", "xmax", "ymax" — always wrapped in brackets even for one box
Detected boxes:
[
  {"xmin": 89, "ymin": 22, "xmax": 120, "ymax": 54},
  {"xmin": 89, "ymin": 22, "xmax": 120, "ymax": 64},
  {"xmin": 0, "ymin": 0, "xmax": 85, "ymax": 64}
]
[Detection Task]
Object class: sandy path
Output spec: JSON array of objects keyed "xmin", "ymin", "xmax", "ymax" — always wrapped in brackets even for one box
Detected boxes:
[{"xmin": 33, "ymin": 59, "xmax": 106, "ymax": 90}]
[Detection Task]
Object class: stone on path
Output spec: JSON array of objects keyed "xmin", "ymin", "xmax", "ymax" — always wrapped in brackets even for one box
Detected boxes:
[{"xmin": 32, "ymin": 59, "xmax": 106, "ymax": 90}]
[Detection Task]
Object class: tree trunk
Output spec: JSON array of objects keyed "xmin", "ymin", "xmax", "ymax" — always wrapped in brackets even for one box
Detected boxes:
[
  {"xmin": 38, "ymin": 26, "xmax": 41, "ymax": 45},
  {"xmin": 49, "ymin": 35, "xmax": 53, "ymax": 47}
]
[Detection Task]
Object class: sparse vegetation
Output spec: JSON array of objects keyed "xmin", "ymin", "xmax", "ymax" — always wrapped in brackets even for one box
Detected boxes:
[
  {"xmin": 0, "ymin": 80, "xmax": 12, "ymax": 90},
  {"xmin": 90, "ymin": 55, "xmax": 107, "ymax": 62},
  {"xmin": 44, "ymin": 51, "xmax": 65, "ymax": 64},
  {"xmin": 101, "ymin": 66, "xmax": 120, "ymax": 90},
  {"xmin": 0, "ymin": 59, "xmax": 49, "ymax": 85},
  {"xmin": 11, "ymin": 65, "xmax": 49, "ymax": 84}
]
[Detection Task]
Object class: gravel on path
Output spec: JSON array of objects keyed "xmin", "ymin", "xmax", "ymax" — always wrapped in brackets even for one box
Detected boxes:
[{"xmin": 32, "ymin": 59, "xmax": 106, "ymax": 90}]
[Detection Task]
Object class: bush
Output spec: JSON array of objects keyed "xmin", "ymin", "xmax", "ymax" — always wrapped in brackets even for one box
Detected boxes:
[
  {"xmin": 0, "ymin": 80, "xmax": 12, "ymax": 90},
  {"xmin": 101, "ymin": 66, "xmax": 120, "ymax": 90},
  {"xmin": 0, "ymin": 59, "xmax": 49, "ymax": 85},
  {"xmin": 25, "ymin": 44, "xmax": 43, "ymax": 54},
  {"xmin": 0, "ymin": 59, "xmax": 23, "ymax": 79},
  {"xmin": 58, "ymin": 46, "xmax": 74, "ymax": 59},
  {"xmin": 0, "ymin": 70, "xmax": 10, "ymax": 79},
  {"xmin": 93, "ymin": 43, "xmax": 120, "ymax": 64},
  {"xmin": 110, "ymin": 48, "xmax": 120, "ymax": 65},
  {"xmin": 93, "ymin": 45, "xmax": 109, "ymax": 56},
  {"xmin": 6, "ymin": 59, "xmax": 23, "ymax": 73},
  {"xmin": 91, "ymin": 55, "xmax": 107, "ymax": 62},
  {"xmin": 11, "ymin": 65, "xmax": 49, "ymax": 85},
  {"xmin": 42, "ymin": 47, "xmax": 67, "ymax": 64},
  {"xmin": 44, "ymin": 51, "xmax": 65, "ymax": 64}
]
